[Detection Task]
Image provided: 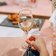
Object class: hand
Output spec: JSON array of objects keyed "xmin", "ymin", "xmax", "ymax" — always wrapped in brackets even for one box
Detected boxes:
[{"xmin": 26, "ymin": 35, "xmax": 49, "ymax": 56}]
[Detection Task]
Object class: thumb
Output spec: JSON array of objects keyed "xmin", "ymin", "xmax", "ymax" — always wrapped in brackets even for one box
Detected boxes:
[{"xmin": 26, "ymin": 39, "xmax": 34, "ymax": 46}]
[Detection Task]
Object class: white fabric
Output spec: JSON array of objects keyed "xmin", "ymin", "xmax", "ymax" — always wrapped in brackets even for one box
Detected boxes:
[
  {"xmin": 0, "ymin": 26, "xmax": 26, "ymax": 37},
  {"xmin": 27, "ymin": 28, "xmax": 39, "ymax": 38},
  {"xmin": 49, "ymin": 10, "xmax": 56, "ymax": 27},
  {"xmin": 0, "ymin": 15, "xmax": 8, "ymax": 24},
  {"xmin": 0, "ymin": 26, "xmax": 39, "ymax": 37}
]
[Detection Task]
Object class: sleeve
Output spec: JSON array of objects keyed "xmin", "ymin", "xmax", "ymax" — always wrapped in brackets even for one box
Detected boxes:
[{"xmin": 49, "ymin": 10, "xmax": 56, "ymax": 26}]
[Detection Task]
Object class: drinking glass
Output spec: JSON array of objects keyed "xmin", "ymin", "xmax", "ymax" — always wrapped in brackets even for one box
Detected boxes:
[
  {"xmin": 18, "ymin": 21, "xmax": 33, "ymax": 36},
  {"xmin": 19, "ymin": 8, "xmax": 33, "ymax": 34},
  {"xmin": 18, "ymin": 8, "xmax": 34, "ymax": 51}
]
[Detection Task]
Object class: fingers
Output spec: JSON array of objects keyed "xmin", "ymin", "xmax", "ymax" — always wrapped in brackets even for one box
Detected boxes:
[
  {"xmin": 28, "ymin": 35, "xmax": 36, "ymax": 41},
  {"xmin": 26, "ymin": 39, "xmax": 34, "ymax": 46},
  {"xmin": 26, "ymin": 35, "xmax": 39, "ymax": 46},
  {"xmin": 28, "ymin": 34, "xmax": 39, "ymax": 40},
  {"xmin": 26, "ymin": 39, "xmax": 40, "ymax": 52}
]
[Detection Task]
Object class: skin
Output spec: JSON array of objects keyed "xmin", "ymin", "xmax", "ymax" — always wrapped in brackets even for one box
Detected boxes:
[
  {"xmin": 26, "ymin": 20, "xmax": 53, "ymax": 56},
  {"xmin": 26, "ymin": 35, "xmax": 49, "ymax": 56}
]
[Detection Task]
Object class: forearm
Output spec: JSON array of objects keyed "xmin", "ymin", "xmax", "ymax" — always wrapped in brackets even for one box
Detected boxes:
[{"xmin": 40, "ymin": 46, "xmax": 49, "ymax": 56}]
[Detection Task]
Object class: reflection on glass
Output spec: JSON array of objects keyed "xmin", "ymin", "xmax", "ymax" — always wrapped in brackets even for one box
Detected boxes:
[
  {"xmin": 19, "ymin": 8, "xmax": 33, "ymax": 33},
  {"xmin": 19, "ymin": 21, "xmax": 33, "ymax": 32}
]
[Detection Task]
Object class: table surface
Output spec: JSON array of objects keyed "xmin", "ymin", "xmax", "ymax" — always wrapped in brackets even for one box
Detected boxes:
[{"xmin": 0, "ymin": 0, "xmax": 52, "ymax": 18}]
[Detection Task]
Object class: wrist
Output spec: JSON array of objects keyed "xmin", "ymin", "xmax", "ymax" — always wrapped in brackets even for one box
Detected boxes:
[{"xmin": 40, "ymin": 46, "xmax": 49, "ymax": 56}]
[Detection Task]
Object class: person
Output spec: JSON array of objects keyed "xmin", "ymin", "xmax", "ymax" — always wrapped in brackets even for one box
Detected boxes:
[
  {"xmin": 25, "ymin": 9, "xmax": 56, "ymax": 56},
  {"xmin": 26, "ymin": 35, "xmax": 49, "ymax": 56},
  {"xmin": 49, "ymin": 9, "xmax": 56, "ymax": 27}
]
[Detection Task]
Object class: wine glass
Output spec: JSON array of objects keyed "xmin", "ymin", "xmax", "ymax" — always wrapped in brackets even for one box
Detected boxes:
[
  {"xmin": 20, "ymin": 22, "xmax": 33, "ymax": 32},
  {"xmin": 18, "ymin": 8, "xmax": 34, "ymax": 51},
  {"xmin": 19, "ymin": 8, "xmax": 33, "ymax": 34},
  {"xmin": 18, "ymin": 21, "xmax": 33, "ymax": 52}
]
